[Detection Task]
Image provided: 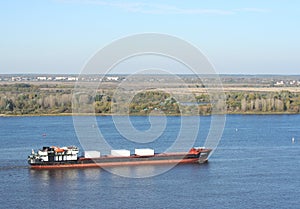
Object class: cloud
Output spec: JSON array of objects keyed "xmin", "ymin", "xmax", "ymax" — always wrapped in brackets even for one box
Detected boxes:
[{"xmin": 59, "ymin": 0, "xmax": 269, "ymax": 15}]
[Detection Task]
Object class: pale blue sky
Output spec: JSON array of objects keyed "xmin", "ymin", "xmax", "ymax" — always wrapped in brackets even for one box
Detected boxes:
[{"xmin": 0, "ymin": 0, "xmax": 299, "ymax": 74}]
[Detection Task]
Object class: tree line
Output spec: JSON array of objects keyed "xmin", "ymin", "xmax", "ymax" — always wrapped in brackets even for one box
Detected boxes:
[{"xmin": 0, "ymin": 84, "xmax": 300, "ymax": 115}]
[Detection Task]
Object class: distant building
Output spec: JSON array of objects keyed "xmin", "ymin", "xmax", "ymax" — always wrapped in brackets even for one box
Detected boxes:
[
  {"xmin": 106, "ymin": 76, "xmax": 119, "ymax": 81},
  {"xmin": 11, "ymin": 77, "xmax": 21, "ymax": 81},
  {"xmin": 274, "ymin": 81, "xmax": 284, "ymax": 86},
  {"xmin": 37, "ymin": 76, "xmax": 47, "ymax": 81},
  {"xmin": 67, "ymin": 77, "xmax": 78, "ymax": 81},
  {"xmin": 55, "ymin": 77, "xmax": 67, "ymax": 81}
]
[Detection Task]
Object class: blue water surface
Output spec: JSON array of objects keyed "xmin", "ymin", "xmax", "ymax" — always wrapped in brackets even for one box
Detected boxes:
[{"xmin": 0, "ymin": 115, "xmax": 299, "ymax": 209}]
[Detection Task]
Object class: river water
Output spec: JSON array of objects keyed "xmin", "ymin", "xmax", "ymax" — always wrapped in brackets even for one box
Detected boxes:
[{"xmin": 0, "ymin": 115, "xmax": 299, "ymax": 208}]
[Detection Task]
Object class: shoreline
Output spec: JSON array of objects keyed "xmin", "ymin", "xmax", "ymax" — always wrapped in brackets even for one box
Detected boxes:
[{"xmin": 1, "ymin": 112, "xmax": 299, "ymax": 117}]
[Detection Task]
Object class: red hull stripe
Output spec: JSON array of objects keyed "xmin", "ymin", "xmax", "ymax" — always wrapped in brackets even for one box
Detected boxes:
[{"xmin": 30, "ymin": 158, "xmax": 202, "ymax": 169}]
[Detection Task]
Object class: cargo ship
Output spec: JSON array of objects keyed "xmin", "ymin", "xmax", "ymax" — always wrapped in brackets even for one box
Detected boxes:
[{"xmin": 28, "ymin": 146, "xmax": 212, "ymax": 169}]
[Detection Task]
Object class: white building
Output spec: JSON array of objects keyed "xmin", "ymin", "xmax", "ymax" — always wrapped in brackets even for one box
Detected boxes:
[
  {"xmin": 106, "ymin": 76, "xmax": 119, "ymax": 81},
  {"xmin": 37, "ymin": 77, "xmax": 47, "ymax": 81},
  {"xmin": 67, "ymin": 77, "xmax": 78, "ymax": 81},
  {"xmin": 274, "ymin": 81, "xmax": 284, "ymax": 86},
  {"xmin": 55, "ymin": 77, "xmax": 67, "ymax": 81}
]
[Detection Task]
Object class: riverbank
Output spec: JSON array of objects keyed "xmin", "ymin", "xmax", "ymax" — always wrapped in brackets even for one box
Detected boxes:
[
  {"xmin": 1, "ymin": 79, "xmax": 300, "ymax": 116},
  {"xmin": 1, "ymin": 111, "xmax": 299, "ymax": 117}
]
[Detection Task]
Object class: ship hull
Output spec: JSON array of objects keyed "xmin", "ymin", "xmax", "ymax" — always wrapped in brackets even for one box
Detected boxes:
[{"xmin": 29, "ymin": 151, "xmax": 210, "ymax": 169}]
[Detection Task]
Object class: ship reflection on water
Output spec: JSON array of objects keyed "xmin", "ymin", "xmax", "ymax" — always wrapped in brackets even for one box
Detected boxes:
[
  {"xmin": 106, "ymin": 165, "xmax": 175, "ymax": 178},
  {"xmin": 28, "ymin": 165, "xmax": 174, "ymax": 180},
  {"xmin": 28, "ymin": 163, "xmax": 207, "ymax": 184},
  {"xmin": 29, "ymin": 168, "xmax": 81, "ymax": 181}
]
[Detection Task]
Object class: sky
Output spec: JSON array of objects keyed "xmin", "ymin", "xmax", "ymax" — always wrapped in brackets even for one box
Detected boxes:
[{"xmin": 0, "ymin": 0, "xmax": 299, "ymax": 74}]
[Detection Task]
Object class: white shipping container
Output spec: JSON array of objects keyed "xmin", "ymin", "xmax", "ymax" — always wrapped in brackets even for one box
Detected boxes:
[
  {"xmin": 84, "ymin": 151, "xmax": 101, "ymax": 158},
  {"xmin": 111, "ymin": 149, "xmax": 131, "ymax": 157},
  {"xmin": 134, "ymin": 148, "xmax": 154, "ymax": 156}
]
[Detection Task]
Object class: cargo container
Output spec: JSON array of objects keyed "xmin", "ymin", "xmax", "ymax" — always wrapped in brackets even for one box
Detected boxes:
[
  {"xmin": 84, "ymin": 151, "xmax": 100, "ymax": 158},
  {"xmin": 111, "ymin": 149, "xmax": 131, "ymax": 157},
  {"xmin": 134, "ymin": 148, "xmax": 154, "ymax": 156}
]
